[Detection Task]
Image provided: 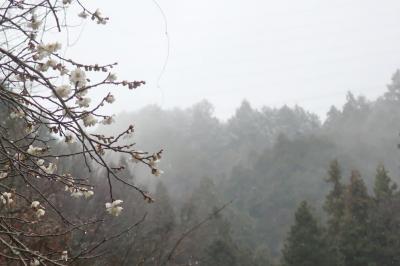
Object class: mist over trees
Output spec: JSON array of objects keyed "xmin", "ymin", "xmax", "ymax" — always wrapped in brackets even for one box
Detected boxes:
[
  {"xmin": 1, "ymin": 1, "xmax": 400, "ymax": 264},
  {"xmin": 76, "ymin": 70, "xmax": 400, "ymax": 265},
  {"xmin": 2, "ymin": 59, "xmax": 400, "ymax": 264}
]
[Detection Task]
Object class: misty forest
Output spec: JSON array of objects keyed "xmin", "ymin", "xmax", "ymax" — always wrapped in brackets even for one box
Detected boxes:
[{"xmin": 1, "ymin": 1, "xmax": 400, "ymax": 266}]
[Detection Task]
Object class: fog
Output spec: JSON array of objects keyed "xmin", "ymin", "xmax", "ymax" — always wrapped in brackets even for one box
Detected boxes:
[
  {"xmin": 93, "ymin": 82, "xmax": 400, "ymax": 259},
  {"xmin": 2, "ymin": 0, "xmax": 400, "ymax": 265},
  {"xmin": 64, "ymin": 0, "xmax": 400, "ymax": 120},
  {"xmin": 67, "ymin": 1, "xmax": 400, "ymax": 264}
]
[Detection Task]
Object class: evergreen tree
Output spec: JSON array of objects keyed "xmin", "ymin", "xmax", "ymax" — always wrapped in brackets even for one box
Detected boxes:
[
  {"xmin": 324, "ymin": 160, "xmax": 345, "ymax": 235},
  {"xmin": 384, "ymin": 69, "xmax": 400, "ymax": 101},
  {"xmin": 281, "ymin": 201, "xmax": 329, "ymax": 266},
  {"xmin": 373, "ymin": 164, "xmax": 397, "ymax": 201},
  {"xmin": 369, "ymin": 165, "xmax": 400, "ymax": 265},
  {"xmin": 339, "ymin": 171, "xmax": 372, "ymax": 266},
  {"xmin": 323, "ymin": 160, "xmax": 345, "ymax": 265}
]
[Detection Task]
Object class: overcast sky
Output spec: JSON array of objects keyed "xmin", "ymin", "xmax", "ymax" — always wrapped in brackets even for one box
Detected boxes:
[{"xmin": 66, "ymin": 0, "xmax": 400, "ymax": 120}]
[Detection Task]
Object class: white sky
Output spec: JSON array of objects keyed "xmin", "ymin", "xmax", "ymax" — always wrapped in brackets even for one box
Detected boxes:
[{"xmin": 66, "ymin": 0, "xmax": 400, "ymax": 120}]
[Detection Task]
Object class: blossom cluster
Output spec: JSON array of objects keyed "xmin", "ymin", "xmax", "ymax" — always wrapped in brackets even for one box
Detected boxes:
[
  {"xmin": 106, "ymin": 200, "xmax": 123, "ymax": 216},
  {"xmin": 0, "ymin": 0, "xmax": 163, "ymax": 263},
  {"xmin": 31, "ymin": 201, "xmax": 45, "ymax": 218},
  {"xmin": 0, "ymin": 192, "xmax": 13, "ymax": 206}
]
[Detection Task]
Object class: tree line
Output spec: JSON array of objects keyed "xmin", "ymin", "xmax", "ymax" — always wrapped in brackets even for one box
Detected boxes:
[{"xmin": 282, "ymin": 161, "xmax": 400, "ymax": 266}]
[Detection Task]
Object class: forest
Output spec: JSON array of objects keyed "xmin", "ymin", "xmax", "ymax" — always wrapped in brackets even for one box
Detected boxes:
[
  {"xmin": 86, "ymin": 70, "xmax": 400, "ymax": 265},
  {"xmin": 3, "ymin": 70, "xmax": 400, "ymax": 265},
  {"xmin": 1, "ymin": 1, "xmax": 400, "ymax": 265}
]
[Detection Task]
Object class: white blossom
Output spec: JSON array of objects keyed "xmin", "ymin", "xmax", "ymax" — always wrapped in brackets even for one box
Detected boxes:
[
  {"xmin": 149, "ymin": 157, "xmax": 160, "ymax": 167},
  {"xmin": 77, "ymin": 88, "xmax": 88, "ymax": 97},
  {"xmin": 71, "ymin": 189, "xmax": 83, "ymax": 198},
  {"xmin": 36, "ymin": 63, "xmax": 49, "ymax": 72},
  {"xmin": 93, "ymin": 9, "xmax": 102, "ymax": 18},
  {"xmin": 131, "ymin": 151, "xmax": 144, "ymax": 163},
  {"xmin": 83, "ymin": 114, "xmax": 97, "ymax": 127},
  {"xmin": 92, "ymin": 9, "xmax": 107, "ymax": 25},
  {"xmin": 36, "ymin": 208, "xmax": 45, "ymax": 218},
  {"xmin": 9, "ymin": 110, "xmax": 25, "ymax": 119},
  {"xmin": 64, "ymin": 179, "xmax": 75, "ymax": 192},
  {"xmin": 27, "ymin": 145, "xmax": 45, "ymax": 156},
  {"xmin": 36, "ymin": 42, "xmax": 61, "ymax": 59},
  {"xmin": 70, "ymin": 68, "xmax": 87, "ymax": 88},
  {"xmin": 107, "ymin": 73, "xmax": 117, "ymax": 82},
  {"xmin": 46, "ymin": 59, "xmax": 58, "ymax": 68},
  {"xmin": 105, "ymin": 94, "xmax": 115, "ymax": 104},
  {"xmin": 112, "ymin": 199, "xmax": 123, "ymax": 205},
  {"xmin": 48, "ymin": 42, "xmax": 62, "ymax": 52},
  {"xmin": 31, "ymin": 201, "xmax": 40, "ymax": 209},
  {"xmin": 40, "ymin": 162, "xmax": 57, "ymax": 174},
  {"xmin": 54, "ymin": 85, "xmax": 72, "ymax": 98},
  {"xmin": 27, "ymin": 14, "xmax": 42, "ymax": 30},
  {"xmin": 0, "ymin": 192, "xmax": 12, "ymax": 205},
  {"xmin": 36, "ymin": 44, "xmax": 49, "ymax": 59},
  {"xmin": 152, "ymin": 168, "xmax": 164, "ymax": 177},
  {"xmin": 102, "ymin": 116, "xmax": 115, "ymax": 125},
  {"xmin": 83, "ymin": 190, "xmax": 94, "ymax": 198},
  {"xmin": 60, "ymin": 67, "xmax": 69, "ymax": 76},
  {"xmin": 61, "ymin": 250, "xmax": 68, "ymax": 261},
  {"xmin": 105, "ymin": 200, "xmax": 123, "ymax": 216},
  {"xmin": 76, "ymin": 97, "xmax": 91, "ymax": 108}
]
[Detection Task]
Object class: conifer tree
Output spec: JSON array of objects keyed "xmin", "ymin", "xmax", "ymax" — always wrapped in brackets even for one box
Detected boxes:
[
  {"xmin": 373, "ymin": 164, "xmax": 397, "ymax": 201},
  {"xmin": 369, "ymin": 165, "xmax": 400, "ymax": 265},
  {"xmin": 323, "ymin": 160, "xmax": 345, "ymax": 265},
  {"xmin": 281, "ymin": 201, "xmax": 329, "ymax": 266},
  {"xmin": 339, "ymin": 171, "xmax": 372, "ymax": 266},
  {"xmin": 324, "ymin": 160, "xmax": 345, "ymax": 235}
]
